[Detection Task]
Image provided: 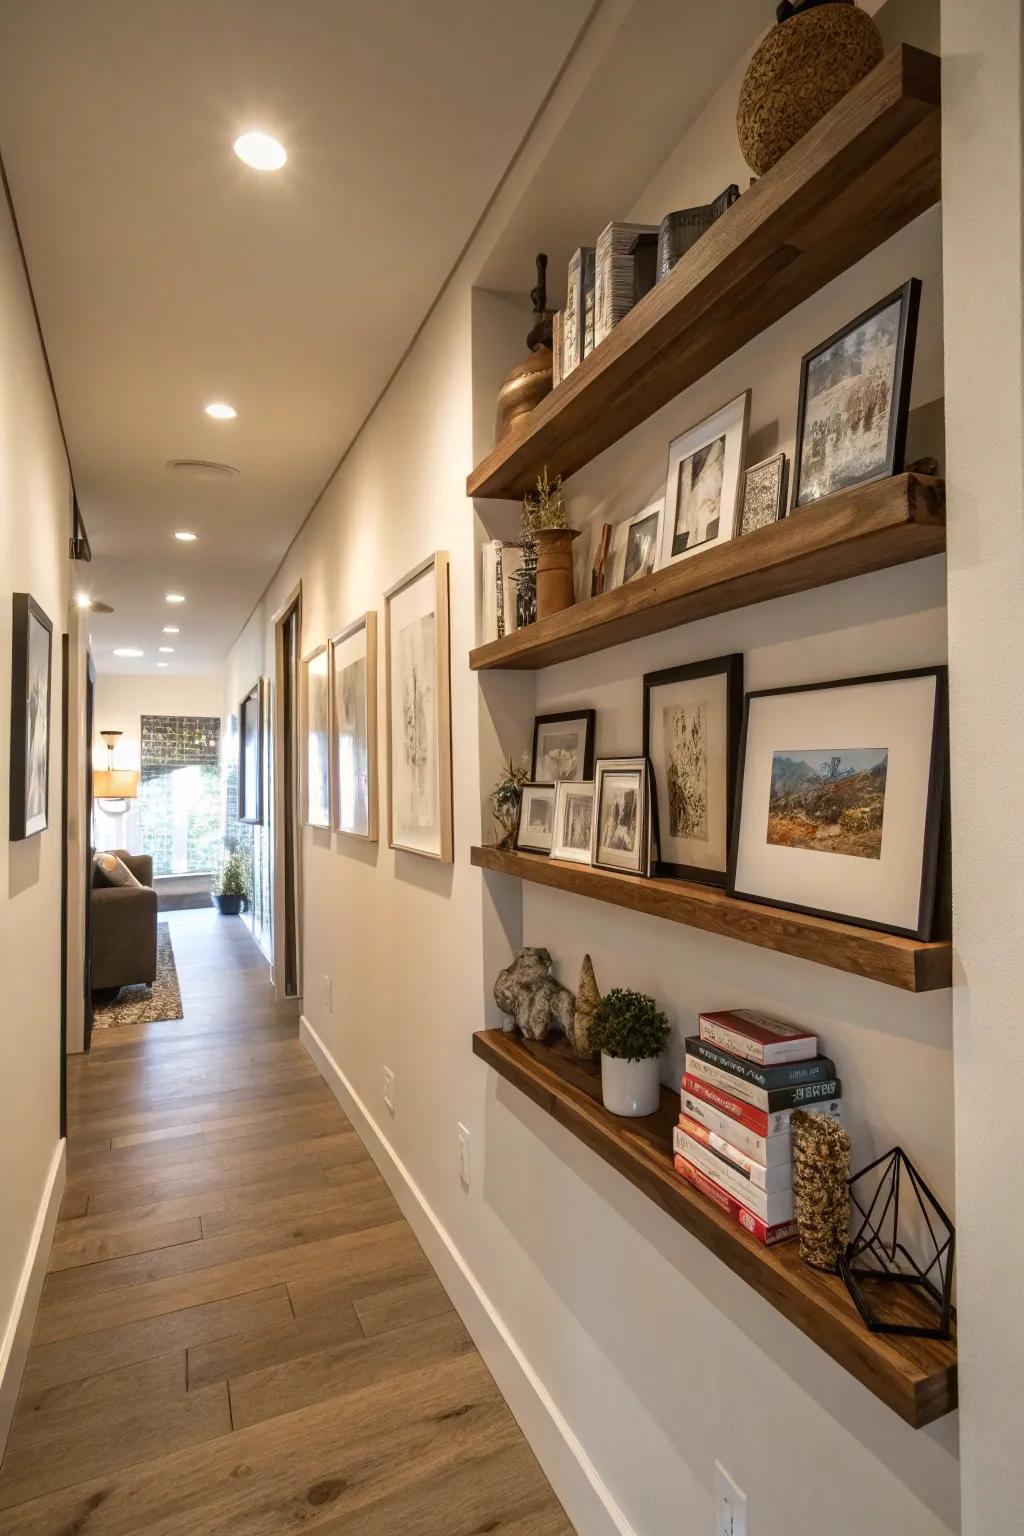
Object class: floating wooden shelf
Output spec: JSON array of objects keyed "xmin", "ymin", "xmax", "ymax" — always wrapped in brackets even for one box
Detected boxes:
[
  {"xmin": 467, "ymin": 46, "xmax": 941, "ymax": 501},
  {"xmin": 472, "ymin": 846, "xmax": 951, "ymax": 992},
  {"xmin": 471, "ymin": 474, "xmax": 945, "ymax": 671},
  {"xmin": 474, "ymin": 1029, "xmax": 956, "ymax": 1427}
]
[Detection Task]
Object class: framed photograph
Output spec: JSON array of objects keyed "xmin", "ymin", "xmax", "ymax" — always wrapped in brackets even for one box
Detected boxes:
[
  {"xmin": 237, "ymin": 678, "xmax": 264, "ymax": 825},
  {"xmin": 643, "ymin": 654, "xmax": 743, "ymax": 885},
  {"xmin": 738, "ymin": 453, "xmax": 788, "ymax": 536},
  {"xmin": 608, "ymin": 499, "xmax": 663, "ymax": 589},
  {"xmin": 303, "ymin": 644, "xmax": 331, "ymax": 829},
  {"xmin": 551, "ymin": 779, "xmax": 596, "ymax": 865},
  {"xmin": 659, "ymin": 391, "xmax": 750, "ymax": 569},
  {"xmin": 593, "ymin": 757, "xmax": 648, "ymax": 876},
  {"xmin": 515, "ymin": 783, "xmax": 556, "ymax": 854},
  {"xmin": 532, "ymin": 710, "xmax": 595, "ymax": 783},
  {"xmin": 793, "ymin": 279, "xmax": 921, "ymax": 508},
  {"xmin": 385, "ymin": 552, "xmax": 452, "ymax": 862},
  {"xmin": 331, "ymin": 612, "xmax": 377, "ymax": 840},
  {"xmin": 9, "ymin": 593, "xmax": 52, "ymax": 840},
  {"xmin": 729, "ymin": 667, "xmax": 946, "ymax": 939}
]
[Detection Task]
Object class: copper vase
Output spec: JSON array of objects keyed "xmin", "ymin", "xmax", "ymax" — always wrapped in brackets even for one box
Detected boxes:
[
  {"xmin": 534, "ymin": 527, "xmax": 581, "ymax": 620},
  {"xmin": 494, "ymin": 346, "xmax": 553, "ymax": 444}
]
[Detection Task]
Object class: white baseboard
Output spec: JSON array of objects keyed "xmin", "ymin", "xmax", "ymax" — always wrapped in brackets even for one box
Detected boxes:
[
  {"xmin": 0, "ymin": 1138, "xmax": 66, "ymax": 1454},
  {"xmin": 300, "ymin": 1016, "xmax": 634, "ymax": 1536}
]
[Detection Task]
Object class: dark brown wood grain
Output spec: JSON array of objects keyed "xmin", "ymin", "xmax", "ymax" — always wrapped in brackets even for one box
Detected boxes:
[{"xmin": 474, "ymin": 1030, "xmax": 956, "ymax": 1428}]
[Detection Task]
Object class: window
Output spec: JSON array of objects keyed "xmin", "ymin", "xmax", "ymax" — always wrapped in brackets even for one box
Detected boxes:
[{"xmin": 139, "ymin": 715, "xmax": 221, "ymax": 875}]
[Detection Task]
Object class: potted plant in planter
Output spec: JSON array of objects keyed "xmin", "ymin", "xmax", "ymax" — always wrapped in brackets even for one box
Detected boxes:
[
  {"xmin": 522, "ymin": 467, "xmax": 580, "ymax": 620},
  {"xmin": 589, "ymin": 987, "xmax": 670, "ymax": 1117},
  {"xmin": 213, "ymin": 852, "xmax": 247, "ymax": 916}
]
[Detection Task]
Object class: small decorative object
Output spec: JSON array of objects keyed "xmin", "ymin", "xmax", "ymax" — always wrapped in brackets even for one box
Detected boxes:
[
  {"xmin": 589, "ymin": 988, "xmax": 670, "ymax": 1117},
  {"xmin": 572, "ymin": 954, "xmax": 601, "ymax": 1058},
  {"xmin": 494, "ymin": 254, "xmax": 554, "ymax": 444},
  {"xmin": 582, "ymin": 248, "xmax": 598, "ymax": 359},
  {"xmin": 523, "ymin": 468, "xmax": 580, "ymax": 620},
  {"xmin": 515, "ymin": 782, "xmax": 556, "ymax": 855},
  {"xmin": 562, "ymin": 247, "xmax": 594, "ymax": 377},
  {"xmin": 331, "ymin": 613, "xmax": 377, "ymax": 839},
  {"xmin": 791, "ymin": 1108, "xmax": 852, "ymax": 1270},
  {"xmin": 607, "ymin": 500, "xmax": 663, "ymax": 589},
  {"xmin": 595, "ymin": 221, "xmax": 658, "ymax": 344},
  {"xmin": 238, "ymin": 678, "xmax": 264, "ymax": 825},
  {"xmin": 213, "ymin": 852, "xmax": 247, "ymax": 916},
  {"xmin": 729, "ymin": 666, "xmax": 947, "ymax": 938},
  {"xmin": 551, "ymin": 780, "xmax": 596, "ymax": 865},
  {"xmin": 493, "ymin": 947, "xmax": 576, "ymax": 1044},
  {"xmin": 840, "ymin": 1147, "xmax": 954, "ymax": 1340},
  {"xmin": 736, "ymin": 0, "xmax": 884, "ymax": 177},
  {"xmin": 302, "ymin": 644, "xmax": 331, "ymax": 829},
  {"xmin": 9, "ymin": 593, "xmax": 53, "ymax": 840},
  {"xmin": 532, "ymin": 709, "xmax": 596, "ymax": 783},
  {"xmin": 643, "ymin": 654, "xmax": 743, "ymax": 886},
  {"xmin": 385, "ymin": 552, "xmax": 453, "ymax": 862},
  {"xmin": 656, "ymin": 185, "xmax": 740, "ymax": 282},
  {"xmin": 659, "ymin": 392, "xmax": 751, "ymax": 569},
  {"xmin": 481, "ymin": 540, "xmax": 526, "ymax": 643},
  {"xmin": 739, "ymin": 452, "xmax": 788, "ymax": 535},
  {"xmin": 794, "ymin": 279, "xmax": 921, "ymax": 508},
  {"xmin": 490, "ymin": 756, "xmax": 530, "ymax": 850},
  {"xmin": 593, "ymin": 757, "xmax": 648, "ymax": 876},
  {"xmin": 514, "ymin": 537, "xmax": 538, "ymax": 630}
]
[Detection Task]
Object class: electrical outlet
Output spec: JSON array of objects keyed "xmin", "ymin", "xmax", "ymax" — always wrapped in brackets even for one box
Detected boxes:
[
  {"xmin": 322, "ymin": 974, "xmax": 332, "ymax": 1013},
  {"xmin": 457, "ymin": 1123, "xmax": 471, "ymax": 1187},
  {"xmin": 383, "ymin": 1067, "xmax": 395, "ymax": 1115},
  {"xmin": 715, "ymin": 1463, "xmax": 747, "ymax": 1536}
]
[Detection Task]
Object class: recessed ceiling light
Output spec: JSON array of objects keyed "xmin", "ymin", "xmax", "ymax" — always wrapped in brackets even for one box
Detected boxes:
[
  {"xmin": 205, "ymin": 401, "xmax": 237, "ymax": 421},
  {"xmin": 113, "ymin": 647, "xmax": 143, "ymax": 658},
  {"xmin": 75, "ymin": 593, "xmax": 92, "ymax": 609},
  {"xmin": 157, "ymin": 662, "xmax": 168, "ymax": 669},
  {"xmin": 233, "ymin": 131, "xmax": 287, "ymax": 172},
  {"xmin": 159, "ymin": 646, "xmax": 174, "ymax": 653},
  {"xmin": 174, "ymin": 530, "xmax": 198, "ymax": 542},
  {"xmin": 166, "ymin": 593, "xmax": 186, "ymax": 604},
  {"xmin": 163, "ymin": 626, "xmax": 179, "ymax": 634}
]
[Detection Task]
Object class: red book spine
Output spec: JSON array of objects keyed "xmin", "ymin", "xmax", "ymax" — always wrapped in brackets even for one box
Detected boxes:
[
  {"xmin": 681, "ymin": 1072, "xmax": 770, "ymax": 1137},
  {"xmin": 673, "ymin": 1155, "xmax": 796, "ymax": 1247}
]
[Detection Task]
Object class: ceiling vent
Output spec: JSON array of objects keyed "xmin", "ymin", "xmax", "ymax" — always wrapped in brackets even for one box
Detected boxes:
[{"xmin": 166, "ymin": 459, "xmax": 240, "ymax": 480}]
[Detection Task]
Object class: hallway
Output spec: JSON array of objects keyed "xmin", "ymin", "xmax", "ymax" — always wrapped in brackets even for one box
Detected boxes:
[{"xmin": 0, "ymin": 913, "xmax": 573, "ymax": 1534}]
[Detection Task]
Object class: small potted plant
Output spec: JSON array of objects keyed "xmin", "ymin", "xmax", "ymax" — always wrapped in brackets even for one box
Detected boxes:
[
  {"xmin": 589, "ymin": 987, "xmax": 670, "ymax": 1117},
  {"xmin": 523, "ymin": 467, "xmax": 580, "ymax": 620},
  {"xmin": 489, "ymin": 755, "xmax": 530, "ymax": 850},
  {"xmin": 213, "ymin": 852, "xmax": 247, "ymax": 916}
]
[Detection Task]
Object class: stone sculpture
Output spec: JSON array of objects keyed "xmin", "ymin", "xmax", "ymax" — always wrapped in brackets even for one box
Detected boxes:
[
  {"xmin": 572, "ymin": 953, "xmax": 601, "ymax": 1059},
  {"xmin": 494, "ymin": 948, "xmax": 575, "ymax": 1044}
]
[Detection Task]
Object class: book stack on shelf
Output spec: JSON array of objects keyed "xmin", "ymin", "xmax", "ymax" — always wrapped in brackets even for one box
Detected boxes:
[{"xmin": 673, "ymin": 1009, "xmax": 842, "ymax": 1247}]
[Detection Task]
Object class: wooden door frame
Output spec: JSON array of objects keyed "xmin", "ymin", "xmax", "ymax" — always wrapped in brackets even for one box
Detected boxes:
[{"xmin": 271, "ymin": 583, "xmax": 302, "ymax": 1001}]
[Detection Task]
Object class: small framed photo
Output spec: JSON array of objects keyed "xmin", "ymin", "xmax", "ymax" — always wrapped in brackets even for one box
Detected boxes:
[
  {"xmin": 593, "ymin": 757, "xmax": 648, "ymax": 876},
  {"xmin": 643, "ymin": 654, "xmax": 743, "ymax": 885},
  {"xmin": 532, "ymin": 710, "xmax": 596, "ymax": 783},
  {"xmin": 608, "ymin": 499, "xmax": 663, "ymax": 588},
  {"xmin": 738, "ymin": 453, "xmax": 788, "ymax": 537},
  {"xmin": 302, "ymin": 644, "xmax": 331, "ymax": 829},
  {"xmin": 9, "ymin": 593, "xmax": 53, "ymax": 840},
  {"xmin": 331, "ymin": 612, "xmax": 377, "ymax": 840},
  {"xmin": 237, "ymin": 678, "xmax": 264, "ymax": 825},
  {"xmin": 729, "ymin": 666, "xmax": 946, "ymax": 938},
  {"xmin": 551, "ymin": 780, "xmax": 596, "ymax": 864},
  {"xmin": 516, "ymin": 783, "xmax": 556, "ymax": 854},
  {"xmin": 659, "ymin": 391, "xmax": 750, "ymax": 569},
  {"xmin": 793, "ymin": 279, "xmax": 921, "ymax": 509}
]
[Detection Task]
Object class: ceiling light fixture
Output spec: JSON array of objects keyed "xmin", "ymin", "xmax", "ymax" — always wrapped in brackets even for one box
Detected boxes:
[
  {"xmin": 163, "ymin": 626, "xmax": 179, "ymax": 634},
  {"xmin": 204, "ymin": 401, "xmax": 237, "ymax": 421},
  {"xmin": 113, "ymin": 647, "xmax": 143, "ymax": 658},
  {"xmin": 166, "ymin": 593, "xmax": 186, "ymax": 604},
  {"xmin": 233, "ymin": 131, "xmax": 287, "ymax": 171},
  {"xmin": 75, "ymin": 593, "xmax": 92, "ymax": 609},
  {"xmin": 157, "ymin": 662, "xmax": 168, "ymax": 669},
  {"xmin": 159, "ymin": 647, "xmax": 174, "ymax": 653},
  {"xmin": 174, "ymin": 530, "xmax": 198, "ymax": 542}
]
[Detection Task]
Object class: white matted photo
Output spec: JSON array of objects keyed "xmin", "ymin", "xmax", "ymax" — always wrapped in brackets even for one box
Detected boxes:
[
  {"xmin": 302, "ymin": 644, "xmax": 331, "ymax": 829},
  {"xmin": 516, "ymin": 782, "xmax": 556, "ymax": 854},
  {"xmin": 659, "ymin": 392, "xmax": 750, "ymax": 569},
  {"xmin": 593, "ymin": 757, "xmax": 648, "ymax": 876},
  {"xmin": 331, "ymin": 612, "xmax": 377, "ymax": 840},
  {"xmin": 552, "ymin": 779, "xmax": 595, "ymax": 864},
  {"xmin": 385, "ymin": 553, "xmax": 452, "ymax": 862},
  {"xmin": 608, "ymin": 499, "xmax": 664, "ymax": 588}
]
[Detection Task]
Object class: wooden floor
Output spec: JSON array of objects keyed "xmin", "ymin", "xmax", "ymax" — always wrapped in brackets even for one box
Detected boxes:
[{"xmin": 0, "ymin": 911, "xmax": 573, "ymax": 1534}]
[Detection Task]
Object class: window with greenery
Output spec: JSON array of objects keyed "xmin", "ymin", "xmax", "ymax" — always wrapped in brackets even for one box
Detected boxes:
[{"xmin": 139, "ymin": 715, "xmax": 221, "ymax": 875}]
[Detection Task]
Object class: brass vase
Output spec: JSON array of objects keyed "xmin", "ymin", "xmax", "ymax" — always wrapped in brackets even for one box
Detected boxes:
[
  {"xmin": 534, "ymin": 527, "xmax": 581, "ymax": 620},
  {"xmin": 494, "ymin": 254, "xmax": 554, "ymax": 445}
]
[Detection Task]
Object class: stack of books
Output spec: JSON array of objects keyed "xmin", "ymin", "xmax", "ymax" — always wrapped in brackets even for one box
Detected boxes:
[{"xmin": 672, "ymin": 1009, "xmax": 842, "ymax": 1247}]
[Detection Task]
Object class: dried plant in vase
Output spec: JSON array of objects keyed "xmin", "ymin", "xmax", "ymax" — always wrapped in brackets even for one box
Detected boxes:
[
  {"xmin": 791, "ymin": 1108, "xmax": 852, "ymax": 1271},
  {"xmin": 523, "ymin": 467, "xmax": 580, "ymax": 621},
  {"xmin": 489, "ymin": 756, "xmax": 530, "ymax": 850}
]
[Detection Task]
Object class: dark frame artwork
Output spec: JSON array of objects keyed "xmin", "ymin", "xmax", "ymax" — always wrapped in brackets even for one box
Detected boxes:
[
  {"xmin": 531, "ymin": 709, "xmax": 596, "ymax": 784},
  {"xmin": 592, "ymin": 756, "xmax": 648, "ymax": 877},
  {"xmin": 10, "ymin": 593, "xmax": 53, "ymax": 841},
  {"xmin": 238, "ymin": 678, "xmax": 264, "ymax": 825},
  {"xmin": 792, "ymin": 278, "xmax": 921, "ymax": 510}
]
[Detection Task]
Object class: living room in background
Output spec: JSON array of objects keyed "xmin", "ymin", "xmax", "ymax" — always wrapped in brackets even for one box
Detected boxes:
[{"xmin": 138, "ymin": 714, "xmax": 221, "ymax": 876}]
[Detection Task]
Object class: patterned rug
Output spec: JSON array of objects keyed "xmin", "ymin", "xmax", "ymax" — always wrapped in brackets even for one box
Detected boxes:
[{"xmin": 92, "ymin": 922, "xmax": 183, "ymax": 1029}]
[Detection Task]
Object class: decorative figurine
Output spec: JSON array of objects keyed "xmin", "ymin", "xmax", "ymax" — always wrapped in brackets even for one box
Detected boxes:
[
  {"xmin": 493, "ymin": 947, "xmax": 575, "ymax": 1044},
  {"xmin": 572, "ymin": 953, "xmax": 601, "ymax": 1058},
  {"xmin": 494, "ymin": 254, "xmax": 555, "ymax": 444}
]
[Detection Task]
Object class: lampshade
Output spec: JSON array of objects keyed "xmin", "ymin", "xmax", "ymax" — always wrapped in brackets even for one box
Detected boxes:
[{"xmin": 94, "ymin": 768, "xmax": 140, "ymax": 800}]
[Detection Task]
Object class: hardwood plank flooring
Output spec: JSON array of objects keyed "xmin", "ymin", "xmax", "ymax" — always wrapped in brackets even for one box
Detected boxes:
[{"xmin": 0, "ymin": 909, "xmax": 573, "ymax": 1533}]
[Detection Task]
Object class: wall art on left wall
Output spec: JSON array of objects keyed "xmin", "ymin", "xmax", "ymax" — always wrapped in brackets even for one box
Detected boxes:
[
  {"xmin": 384, "ymin": 552, "xmax": 453, "ymax": 862},
  {"xmin": 9, "ymin": 592, "xmax": 53, "ymax": 840}
]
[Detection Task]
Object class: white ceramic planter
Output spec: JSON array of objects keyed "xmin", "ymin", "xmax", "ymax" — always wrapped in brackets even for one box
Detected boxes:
[{"xmin": 600, "ymin": 1052, "xmax": 661, "ymax": 1117}]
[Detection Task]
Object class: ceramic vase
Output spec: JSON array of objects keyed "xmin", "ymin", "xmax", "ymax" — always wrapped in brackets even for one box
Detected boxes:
[
  {"xmin": 600, "ymin": 1052, "xmax": 660, "ymax": 1117},
  {"xmin": 534, "ymin": 526, "xmax": 581, "ymax": 620},
  {"xmin": 494, "ymin": 346, "xmax": 553, "ymax": 444}
]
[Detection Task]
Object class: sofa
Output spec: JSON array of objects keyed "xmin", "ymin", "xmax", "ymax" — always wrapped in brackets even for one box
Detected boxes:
[{"xmin": 91, "ymin": 850, "xmax": 158, "ymax": 992}]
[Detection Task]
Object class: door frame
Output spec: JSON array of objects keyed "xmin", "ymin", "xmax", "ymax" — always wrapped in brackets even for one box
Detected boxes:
[{"xmin": 271, "ymin": 583, "xmax": 302, "ymax": 1001}]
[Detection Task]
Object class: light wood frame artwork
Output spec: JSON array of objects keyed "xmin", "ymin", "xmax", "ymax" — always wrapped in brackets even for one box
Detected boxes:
[
  {"xmin": 384, "ymin": 552, "xmax": 453, "ymax": 862},
  {"xmin": 237, "ymin": 677, "xmax": 264, "ymax": 825},
  {"xmin": 330, "ymin": 611, "xmax": 378, "ymax": 840},
  {"xmin": 301, "ymin": 643, "xmax": 331, "ymax": 830}
]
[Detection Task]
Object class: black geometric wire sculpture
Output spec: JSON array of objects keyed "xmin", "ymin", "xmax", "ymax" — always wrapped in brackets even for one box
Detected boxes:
[{"xmin": 839, "ymin": 1147, "xmax": 954, "ymax": 1341}]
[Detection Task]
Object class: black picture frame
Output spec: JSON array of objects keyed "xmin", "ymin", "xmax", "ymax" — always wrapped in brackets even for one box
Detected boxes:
[
  {"xmin": 792, "ymin": 278, "xmax": 921, "ymax": 510},
  {"xmin": 727, "ymin": 666, "xmax": 947, "ymax": 940},
  {"xmin": 238, "ymin": 678, "xmax": 264, "ymax": 825},
  {"xmin": 642, "ymin": 653, "xmax": 743, "ymax": 885},
  {"xmin": 531, "ymin": 709, "xmax": 596, "ymax": 784},
  {"xmin": 10, "ymin": 593, "xmax": 53, "ymax": 841},
  {"xmin": 592, "ymin": 756, "xmax": 648, "ymax": 877}
]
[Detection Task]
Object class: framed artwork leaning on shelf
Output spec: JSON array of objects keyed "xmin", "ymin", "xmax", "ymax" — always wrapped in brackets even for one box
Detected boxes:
[
  {"xmin": 551, "ymin": 779, "xmax": 595, "ymax": 864},
  {"xmin": 384, "ymin": 552, "xmax": 453, "ymax": 862},
  {"xmin": 593, "ymin": 757, "xmax": 648, "ymax": 876},
  {"xmin": 739, "ymin": 453, "xmax": 788, "ymax": 536},
  {"xmin": 302, "ymin": 644, "xmax": 331, "ymax": 830},
  {"xmin": 516, "ymin": 782, "xmax": 556, "ymax": 855},
  {"xmin": 659, "ymin": 391, "xmax": 750, "ymax": 570},
  {"xmin": 331, "ymin": 611, "xmax": 377, "ymax": 840},
  {"xmin": 607, "ymin": 498, "xmax": 664, "ymax": 588},
  {"xmin": 531, "ymin": 709, "xmax": 595, "ymax": 783}
]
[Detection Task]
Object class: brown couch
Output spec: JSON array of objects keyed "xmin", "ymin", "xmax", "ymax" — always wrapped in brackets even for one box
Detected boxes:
[{"xmin": 91, "ymin": 850, "xmax": 158, "ymax": 992}]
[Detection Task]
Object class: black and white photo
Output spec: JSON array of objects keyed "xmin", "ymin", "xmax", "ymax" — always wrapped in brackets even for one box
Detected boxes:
[
  {"xmin": 593, "ymin": 758, "xmax": 648, "ymax": 875},
  {"xmin": 739, "ymin": 453, "xmax": 788, "ymax": 536},
  {"xmin": 516, "ymin": 782, "xmax": 556, "ymax": 854},
  {"xmin": 608, "ymin": 500, "xmax": 663, "ymax": 589},
  {"xmin": 238, "ymin": 678, "xmax": 263, "ymax": 825},
  {"xmin": 385, "ymin": 553, "xmax": 453, "ymax": 861},
  {"xmin": 9, "ymin": 594, "xmax": 52, "ymax": 840},
  {"xmin": 532, "ymin": 709, "xmax": 595, "ymax": 783},
  {"xmin": 332, "ymin": 612, "xmax": 377, "ymax": 839},
  {"xmin": 659, "ymin": 392, "xmax": 750, "ymax": 569},
  {"xmin": 552, "ymin": 779, "xmax": 596, "ymax": 864},
  {"xmin": 303, "ymin": 645, "xmax": 331, "ymax": 829}
]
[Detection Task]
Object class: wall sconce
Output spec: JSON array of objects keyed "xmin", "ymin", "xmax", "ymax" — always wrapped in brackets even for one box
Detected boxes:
[{"xmin": 94, "ymin": 729, "xmax": 140, "ymax": 815}]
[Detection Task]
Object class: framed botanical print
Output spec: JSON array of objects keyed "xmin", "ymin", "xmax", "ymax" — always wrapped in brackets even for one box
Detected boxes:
[
  {"xmin": 793, "ymin": 279, "xmax": 921, "ymax": 508},
  {"xmin": 531, "ymin": 709, "xmax": 596, "ymax": 783},
  {"xmin": 384, "ymin": 553, "xmax": 452, "ymax": 862},
  {"xmin": 515, "ymin": 783, "xmax": 556, "ymax": 854},
  {"xmin": 237, "ymin": 679, "xmax": 264, "ymax": 825},
  {"xmin": 659, "ymin": 391, "xmax": 750, "ymax": 569},
  {"xmin": 729, "ymin": 667, "xmax": 946, "ymax": 938},
  {"xmin": 9, "ymin": 593, "xmax": 52, "ymax": 840},
  {"xmin": 643, "ymin": 654, "xmax": 742, "ymax": 885},
  {"xmin": 303, "ymin": 644, "xmax": 331, "ymax": 829},
  {"xmin": 551, "ymin": 779, "xmax": 595, "ymax": 865},
  {"xmin": 593, "ymin": 757, "xmax": 648, "ymax": 876},
  {"xmin": 331, "ymin": 612, "xmax": 377, "ymax": 840},
  {"xmin": 608, "ymin": 500, "xmax": 663, "ymax": 588},
  {"xmin": 738, "ymin": 453, "xmax": 788, "ymax": 536}
]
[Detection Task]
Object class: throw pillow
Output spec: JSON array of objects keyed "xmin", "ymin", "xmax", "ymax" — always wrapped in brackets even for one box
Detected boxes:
[{"xmin": 94, "ymin": 852, "xmax": 142, "ymax": 889}]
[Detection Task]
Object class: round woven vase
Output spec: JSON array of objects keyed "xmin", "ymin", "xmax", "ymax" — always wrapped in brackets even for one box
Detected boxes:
[{"xmin": 737, "ymin": 2, "xmax": 884, "ymax": 176}]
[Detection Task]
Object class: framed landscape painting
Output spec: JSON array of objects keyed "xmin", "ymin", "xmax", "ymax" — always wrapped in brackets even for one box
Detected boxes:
[
  {"xmin": 385, "ymin": 553, "xmax": 452, "ymax": 862},
  {"xmin": 303, "ymin": 645, "xmax": 331, "ymax": 829},
  {"xmin": 9, "ymin": 593, "xmax": 52, "ymax": 840},
  {"xmin": 237, "ymin": 678, "xmax": 264, "ymax": 825},
  {"xmin": 331, "ymin": 612, "xmax": 377, "ymax": 840}
]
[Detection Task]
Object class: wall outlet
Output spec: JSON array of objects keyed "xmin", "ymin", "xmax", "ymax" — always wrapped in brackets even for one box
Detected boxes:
[
  {"xmin": 383, "ymin": 1067, "xmax": 395, "ymax": 1115},
  {"xmin": 322, "ymin": 974, "xmax": 332, "ymax": 1013},
  {"xmin": 715, "ymin": 1463, "xmax": 747, "ymax": 1536},
  {"xmin": 457, "ymin": 1123, "xmax": 471, "ymax": 1187}
]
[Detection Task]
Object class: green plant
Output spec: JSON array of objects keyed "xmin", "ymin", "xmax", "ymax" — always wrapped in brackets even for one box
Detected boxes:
[
  {"xmin": 490, "ymin": 755, "xmax": 531, "ymax": 849},
  {"xmin": 522, "ymin": 466, "xmax": 567, "ymax": 535},
  {"xmin": 589, "ymin": 988, "xmax": 670, "ymax": 1061},
  {"xmin": 218, "ymin": 852, "xmax": 247, "ymax": 899}
]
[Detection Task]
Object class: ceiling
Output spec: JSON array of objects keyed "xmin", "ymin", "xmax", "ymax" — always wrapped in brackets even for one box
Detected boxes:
[{"xmin": 0, "ymin": 0, "xmax": 592, "ymax": 674}]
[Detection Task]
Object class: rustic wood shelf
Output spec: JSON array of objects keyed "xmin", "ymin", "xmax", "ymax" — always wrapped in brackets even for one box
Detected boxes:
[
  {"xmin": 471, "ymin": 474, "xmax": 945, "ymax": 671},
  {"xmin": 474, "ymin": 1029, "xmax": 956, "ymax": 1427},
  {"xmin": 472, "ymin": 846, "xmax": 951, "ymax": 992},
  {"xmin": 467, "ymin": 45, "xmax": 940, "ymax": 501}
]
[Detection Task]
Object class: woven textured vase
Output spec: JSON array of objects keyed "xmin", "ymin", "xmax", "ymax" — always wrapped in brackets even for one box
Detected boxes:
[{"xmin": 737, "ymin": 2, "xmax": 884, "ymax": 176}]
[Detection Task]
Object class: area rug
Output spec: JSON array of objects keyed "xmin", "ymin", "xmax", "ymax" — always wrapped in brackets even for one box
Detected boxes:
[{"xmin": 92, "ymin": 922, "xmax": 183, "ymax": 1029}]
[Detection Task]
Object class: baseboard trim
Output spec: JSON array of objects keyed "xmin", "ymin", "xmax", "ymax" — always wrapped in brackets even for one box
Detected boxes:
[
  {"xmin": 0, "ymin": 1138, "xmax": 66, "ymax": 1454},
  {"xmin": 299, "ymin": 1016, "xmax": 634, "ymax": 1536}
]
